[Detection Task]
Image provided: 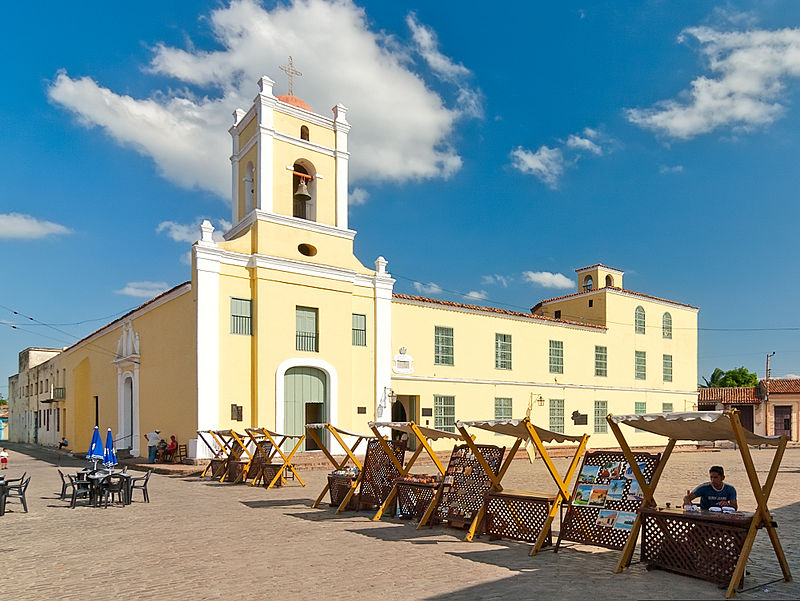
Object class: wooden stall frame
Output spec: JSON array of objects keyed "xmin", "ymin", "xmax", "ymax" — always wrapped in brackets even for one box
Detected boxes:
[
  {"xmin": 368, "ymin": 421, "xmax": 456, "ymax": 523},
  {"xmin": 197, "ymin": 430, "xmax": 233, "ymax": 478},
  {"xmin": 607, "ymin": 410, "xmax": 791, "ymax": 599},
  {"xmin": 458, "ymin": 418, "xmax": 588, "ymax": 554},
  {"xmin": 336, "ymin": 435, "xmax": 405, "ymax": 514},
  {"xmin": 246, "ymin": 427, "xmax": 306, "ymax": 490},
  {"xmin": 219, "ymin": 430, "xmax": 254, "ymax": 483},
  {"xmin": 304, "ymin": 423, "xmax": 375, "ymax": 508}
]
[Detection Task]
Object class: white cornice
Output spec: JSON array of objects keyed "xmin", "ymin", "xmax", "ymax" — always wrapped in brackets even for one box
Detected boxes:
[
  {"xmin": 275, "ymin": 102, "xmax": 334, "ymax": 129},
  {"xmin": 608, "ymin": 288, "xmax": 700, "ymax": 312},
  {"xmin": 224, "ymin": 210, "xmax": 356, "ymax": 241},
  {"xmin": 391, "ymin": 297, "xmax": 605, "ymax": 332},
  {"xmin": 391, "ymin": 374, "xmax": 696, "ymax": 395},
  {"xmin": 273, "ymin": 130, "xmax": 335, "ymax": 156}
]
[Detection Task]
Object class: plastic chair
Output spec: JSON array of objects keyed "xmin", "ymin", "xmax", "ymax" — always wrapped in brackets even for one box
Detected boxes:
[
  {"xmin": 98, "ymin": 475, "xmax": 126, "ymax": 508},
  {"xmin": 5, "ymin": 476, "xmax": 31, "ymax": 512},
  {"xmin": 130, "ymin": 470, "xmax": 152, "ymax": 503},
  {"xmin": 67, "ymin": 474, "xmax": 93, "ymax": 508},
  {"xmin": 58, "ymin": 469, "xmax": 70, "ymax": 500}
]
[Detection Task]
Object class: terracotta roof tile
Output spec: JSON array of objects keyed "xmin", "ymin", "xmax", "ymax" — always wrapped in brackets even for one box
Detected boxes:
[
  {"xmin": 761, "ymin": 379, "xmax": 800, "ymax": 394},
  {"xmin": 536, "ymin": 286, "xmax": 698, "ymax": 310},
  {"xmin": 698, "ymin": 387, "xmax": 763, "ymax": 404},
  {"xmin": 392, "ymin": 293, "xmax": 605, "ymax": 329}
]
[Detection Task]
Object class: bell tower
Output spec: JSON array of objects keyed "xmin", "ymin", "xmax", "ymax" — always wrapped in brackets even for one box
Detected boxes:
[{"xmin": 227, "ymin": 75, "xmax": 351, "ymax": 231}]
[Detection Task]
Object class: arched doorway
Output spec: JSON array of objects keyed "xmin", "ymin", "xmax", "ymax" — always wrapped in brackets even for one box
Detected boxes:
[{"xmin": 284, "ymin": 367, "xmax": 327, "ymax": 450}]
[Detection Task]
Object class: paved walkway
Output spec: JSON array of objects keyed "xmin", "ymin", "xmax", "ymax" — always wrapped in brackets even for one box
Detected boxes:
[{"xmin": 2, "ymin": 444, "xmax": 799, "ymax": 600}]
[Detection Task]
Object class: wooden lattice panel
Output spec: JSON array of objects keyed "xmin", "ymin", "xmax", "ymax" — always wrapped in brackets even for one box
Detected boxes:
[
  {"xmin": 224, "ymin": 460, "xmax": 249, "ymax": 483},
  {"xmin": 328, "ymin": 474, "xmax": 357, "ymax": 508},
  {"xmin": 434, "ymin": 444, "xmax": 505, "ymax": 527},
  {"xmin": 396, "ymin": 481, "xmax": 438, "ymax": 520},
  {"xmin": 357, "ymin": 439, "xmax": 406, "ymax": 509},
  {"xmin": 641, "ymin": 509, "xmax": 750, "ymax": 585},
  {"xmin": 484, "ymin": 490, "xmax": 555, "ymax": 545},
  {"xmin": 209, "ymin": 458, "xmax": 226, "ymax": 479},
  {"xmin": 557, "ymin": 450, "xmax": 661, "ymax": 551},
  {"xmin": 260, "ymin": 464, "xmax": 283, "ymax": 488}
]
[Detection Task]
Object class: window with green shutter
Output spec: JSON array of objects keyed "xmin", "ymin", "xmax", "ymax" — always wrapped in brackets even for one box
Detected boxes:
[
  {"xmin": 549, "ymin": 399, "xmax": 564, "ymax": 434},
  {"xmin": 495, "ymin": 333, "xmax": 512, "ymax": 369},
  {"xmin": 594, "ymin": 400, "xmax": 608, "ymax": 433},
  {"xmin": 352, "ymin": 314, "xmax": 367, "ymax": 346},
  {"xmin": 230, "ymin": 298, "xmax": 252, "ymax": 335},
  {"xmin": 635, "ymin": 306, "xmax": 646, "ymax": 334},
  {"xmin": 663, "ymin": 354, "xmax": 673, "ymax": 382},
  {"xmin": 662, "ymin": 312, "xmax": 672, "ymax": 339},
  {"xmin": 494, "ymin": 397, "xmax": 512, "ymax": 420},
  {"xmin": 434, "ymin": 326, "xmax": 454, "ymax": 365},
  {"xmin": 434, "ymin": 395, "xmax": 456, "ymax": 432},
  {"xmin": 549, "ymin": 340, "xmax": 564, "ymax": 374},
  {"xmin": 296, "ymin": 306, "xmax": 318, "ymax": 351},
  {"xmin": 595, "ymin": 345, "xmax": 608, "ymax": 377},
  {"xmin": 635, "ymin": 351, "xmax": 646, "ymax": 380}
]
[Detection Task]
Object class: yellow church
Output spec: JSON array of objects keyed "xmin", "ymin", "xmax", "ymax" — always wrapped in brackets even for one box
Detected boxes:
[{"xmin": 7, "ymin": 76, "xmax": 699, "ymax": 457}]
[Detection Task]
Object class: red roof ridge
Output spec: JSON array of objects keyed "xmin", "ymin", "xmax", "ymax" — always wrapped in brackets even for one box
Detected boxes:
[
  {"xmin": 575, "ymin": 263, "xmax": 623, "ymax": 273},
  {"xmin": 392, "ymin": 293, "xmax": 605, "ymax": 329}
]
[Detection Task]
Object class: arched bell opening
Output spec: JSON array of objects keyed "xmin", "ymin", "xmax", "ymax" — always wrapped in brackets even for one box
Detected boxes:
[{"xmin": 292, "ymin": 159, "xmax": 316, "ymax": 221}]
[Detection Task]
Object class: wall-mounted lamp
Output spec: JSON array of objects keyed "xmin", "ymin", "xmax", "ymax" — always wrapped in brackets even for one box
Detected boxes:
[{"xmin": 535, "ymin": 394, "xmax": 546, "ymax": 407}]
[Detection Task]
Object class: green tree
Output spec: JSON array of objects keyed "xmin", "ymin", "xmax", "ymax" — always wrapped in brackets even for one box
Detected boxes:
[
  {"xmin": 0, "ymin": 392, "xmax": 6, "ymax": 406},
  {"xmin": 701, "ymin": 366, "xmax": 759, "ymax": 388}
]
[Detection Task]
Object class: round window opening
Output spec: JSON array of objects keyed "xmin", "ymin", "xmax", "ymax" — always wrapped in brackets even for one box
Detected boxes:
[{"xmin": 298, "ymin": 243, "xmax": 317, "ymax": 257}]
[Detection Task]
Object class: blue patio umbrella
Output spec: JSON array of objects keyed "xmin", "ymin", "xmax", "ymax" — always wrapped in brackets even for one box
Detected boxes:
[
  {"xmin": 86, "ymin": 426, "xmax": 104, "ymax": 470},
  {"xmin": 103, "ymin": 428, "xmax": 118, "ymax": 471}
]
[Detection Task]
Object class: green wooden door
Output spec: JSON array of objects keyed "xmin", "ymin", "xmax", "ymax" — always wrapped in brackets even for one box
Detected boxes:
[{"xmin": 284, "ymin": 367, "xmax": 327, "ymax": 450}]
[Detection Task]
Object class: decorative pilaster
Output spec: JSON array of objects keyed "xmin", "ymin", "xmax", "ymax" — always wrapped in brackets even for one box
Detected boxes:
[
  {"xmin": 374, "ymin": 256, "xmax": 395, "ymax": 422},
  {"xmin": 333, "ymin": 104, "xmax": 351, "ymax": 229},
  {"xmin": 257, "ymin": 76, "xmax": 277, "ymax": 213}
]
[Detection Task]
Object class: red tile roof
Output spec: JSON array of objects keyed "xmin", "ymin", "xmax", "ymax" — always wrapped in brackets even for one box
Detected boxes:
[
  {"xmin": 535, "ymin": 286, "xmax": 698, "ymax": 310},
  {"xmin": 698, "ymin": 387, "xmax": 763, "ymax": 404},
  {"xmin": 762, "ymin": 379, "xmax": 800, "ymax": 394},
  {"xmin": 392, "ymin": 294, "xmax": 606, "ymax": 329}
]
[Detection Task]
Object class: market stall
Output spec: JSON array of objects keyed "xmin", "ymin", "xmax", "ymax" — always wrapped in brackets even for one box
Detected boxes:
[
  {"xmin": 197, "ymin": 430, "xmax": 234, "ymax": 479},
  {"xmin": 607, "ymin": 410, "xmax": 791, "ymax": 598},
  {"xmin": 368, "ymin": 421, "xmax": 465, "ymax": 524},
  {"xmin": 217, "ymin": 430, "xmax": 254, "ymax": 483},
  {"xmin": 244, "ymin": 427, "xmax": 306, "ymax": 490},
  {"xmin": 335, "ymin": 435, "xmax": 406, "ymax": 514},
  {"xmin": 457, "ymin": 417, "xmax": 588, "ymax": 554},
  {"xmin": 305, "ymin": 423, "xmax": 377, "ymax": 509}
]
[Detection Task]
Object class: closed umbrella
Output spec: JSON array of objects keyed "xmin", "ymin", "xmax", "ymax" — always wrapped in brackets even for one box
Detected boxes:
[
  {"xmin": 103, "ymin": 428, "xmax": 118, "ymax": 472},
  {"xmin": 86, "ymin": 426, "xmax": 104, "ymax": 471}
]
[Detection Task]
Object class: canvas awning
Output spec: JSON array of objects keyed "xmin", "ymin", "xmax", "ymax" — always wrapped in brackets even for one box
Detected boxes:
[
  {"xmin": 457, "ymin": 419, "xmax": 585, "ymax": 444},
  {"xmin": 369, "ymin": 421, "xmax": 464, "ymax": 441},
  {"xmin": 609, "ymin": 411, "xmax": 782, "ymax": 446}
]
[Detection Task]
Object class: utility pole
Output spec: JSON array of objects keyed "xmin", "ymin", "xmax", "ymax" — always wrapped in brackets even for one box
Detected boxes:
[{"xmin": 766, "ymin": 352, "xmax": 775, "ymax": 381}]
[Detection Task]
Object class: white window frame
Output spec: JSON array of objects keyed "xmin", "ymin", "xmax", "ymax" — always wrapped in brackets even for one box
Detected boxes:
[
  {"xmin": 635, "ymin": 351, "xmax": 646, "ymax": 380},
  {"xmin": 434, "ymin": 395, "xmax": 456, "ymax": 432},
  {"xmin": 434, "ymin": 326, "xmax": 454, "ymax": 366},
  {"xmin": 595, "ymin": 345, "xmax": 608, "ymax": 377},
  {"xmin": 549, "ymin": 399, "xmax": 564, "ymax": 434},
  {"xmin": 549, "ymin": 340, "xmax": 564, "ymax": 374},
  {"xmin": 594, "ymin": 400, "xmax": 607, "ymax": 434},
  {"xmin": 635, "ymin": 306, "xmax": 646, "ymax": 334},
  {"xmin": 495, "ymin": 333, "xmax": 512, "ymax": 370}
]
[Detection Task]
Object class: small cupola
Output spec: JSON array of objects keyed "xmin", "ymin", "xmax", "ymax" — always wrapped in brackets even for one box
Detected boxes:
[{"xmin": 575, "ymin": 264, "xmax": 624, "ymax": 292}]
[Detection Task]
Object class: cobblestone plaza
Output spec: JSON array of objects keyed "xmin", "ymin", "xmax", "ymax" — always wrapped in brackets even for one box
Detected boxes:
[{"xmin": 3, "ymin": 445, "xmax": 799, "ymax": 600}]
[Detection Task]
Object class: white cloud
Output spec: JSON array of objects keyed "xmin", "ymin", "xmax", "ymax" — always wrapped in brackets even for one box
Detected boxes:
[
  {"xmin": 0, "ymin": 213, "xmax": 72, "ymax": 239},
  {"xmin": 48, "ymin": 0, "xmax": 478, "ymax": 201},
  {"xmin": 522, "ymin": 271, "xmax": 573, "ymax": 289},
  {"xmin": 156, "ymin": 218, "xmax": 231, "ymax": 243},
  {"xmin": 481, "ymin": 274, "xmax": 511, "ymax": 287},
  {"xmin": 659, "ymin": 164, "xmax": 684, "ymax": 174},
  {"xmin": 509, "ymin": 145, "xmax": 564, "ymax": 188},
  {"xmin": 349, "ymin": 188, "xmax": 369, "ymax": 206},
  {"xmin": 627, "ymin": 26, "xmax": 800, "ymax": 139},
  {"xmin": 566, "ymin": 134, "xmax": 602, "ymax": 155},
  {"xmin": 114, "ymin": 281, "xmax": 170, "ymax": 298},
  {"xmin": 413, "ymin": 281, "xmax": 442, "ymax": 295},
  {"xmin": 783, "ymin": 373, "xmax": 800, "ymax": 379},
  {"xmin": 464, "ymin": 290, "xmax": 488, "ymax": 301}
]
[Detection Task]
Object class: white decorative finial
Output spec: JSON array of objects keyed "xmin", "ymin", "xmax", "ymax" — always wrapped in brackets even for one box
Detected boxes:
[
  {"xmin": 333, "ymin": 103, "xmax": 349, "ymax": 125},
  {"xmin": 258, "ymin": 76, "xmax": 276, "ymax": 95},
  {"xmin": 375, "ymin": 256, "xmax": 388, "ymax": 274},
  {"xmin": 233, "ymin": 109, "xmax": 245, "ymax": 125},
  {"xmin": 199, "ymin": 220, "xmax": 216, "ymax": 247}
]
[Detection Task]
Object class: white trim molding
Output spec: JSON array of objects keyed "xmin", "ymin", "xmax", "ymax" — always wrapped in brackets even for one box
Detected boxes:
[{"xmin": 224, "ymin": 209, "xmax": 356, "ymax": 242}]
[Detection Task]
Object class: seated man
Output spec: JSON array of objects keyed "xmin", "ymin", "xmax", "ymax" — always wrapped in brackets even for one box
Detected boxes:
[
  {"xmin": 683, "ymin": 465, "xmax": 738, "ymax": 510},
  {"xmin": 58, "ymin": 437, "xmax": 69, "ymax": 450}
]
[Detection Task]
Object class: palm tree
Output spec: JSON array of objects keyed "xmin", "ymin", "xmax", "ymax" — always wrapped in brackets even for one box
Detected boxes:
[{"xmin": 701, "ymin": 368, "xmax": 726, "ymax": 388}]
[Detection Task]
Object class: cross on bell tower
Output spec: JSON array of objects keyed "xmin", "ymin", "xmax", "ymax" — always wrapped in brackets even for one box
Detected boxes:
[{"xmin": 279, "ymin": 56, "xmax": 302, "ymax": 96}]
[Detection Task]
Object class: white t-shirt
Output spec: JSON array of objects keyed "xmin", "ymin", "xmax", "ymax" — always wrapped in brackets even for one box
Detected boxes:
[
  {"xmin": 0, "ymin": 450, "xmax": 8, "ymax": 459},
  {"xmin": 146, "ymin": 432, "xmax": 162, "ymax": 447}
]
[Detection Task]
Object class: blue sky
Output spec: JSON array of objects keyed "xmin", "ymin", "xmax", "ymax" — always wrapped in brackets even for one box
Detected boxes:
[{"xmin": 2, "ymin": 0, "xmax": 800, "ymax": 394}]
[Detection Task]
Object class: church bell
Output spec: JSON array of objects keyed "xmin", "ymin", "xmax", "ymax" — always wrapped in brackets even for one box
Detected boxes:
[{"xmin": 294, "ymin": 179, "xmax": 312, "ymax": 202}]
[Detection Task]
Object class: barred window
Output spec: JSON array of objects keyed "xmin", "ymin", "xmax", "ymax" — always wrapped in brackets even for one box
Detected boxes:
[
  {"xmin": 663, "ymin": 354, "xmax": 673, "ymax": 382},
  {"xmin": 352, "ymin": 314, "xmax": 367, "ymax": 346},
  {"xmin": 549, "ymin": 340, "xmax": 564, "ymax": 374},
  {"xmin": 635, "ymin": 351, "xmax": 646, "ymax": 380},
  {"xmin": 595, "ymin": 345, "xmax": 608, "ymax": 377},
  {"xmin": 549, "ymin": 399, "xmax": 565, "ymax": 434},
  {"xmin": 296, "ymin": 306, "xmax": 319, "ymax": 352},
  {"xmin": 434, "ymin": 395, "xmax": 456, "ymax": 432},
  {"xmin": 662, "ymin": 312, "xmax": 672, "ymax": 339},
  {"xmin": 594, "ymin": 400, "xmax": 608, "ymax": 434},
  {"xmin": 662, "ymin": 402, "xmax": 673, "ymax": 413},
  {"xmin": 230, "ymin": 298, "xmax": 252, "ymax": 335},
  {"xmin": 494, "ymin": 397, "xmax": 512, "ymax": 420},
  {"xmin": 635, "ymin": 306, "xmax": 646, "ymax": 334},
  {"xmin": 434, "ymin": 326, "xmax": 454, "ymax": 365},
  {"xmin": 495, "ymin": 333, "xmax": 512, "ymax": 370}
]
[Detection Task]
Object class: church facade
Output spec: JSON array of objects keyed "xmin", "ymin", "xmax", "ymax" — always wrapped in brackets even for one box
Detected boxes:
[{"xmin": 7, "ymin": 76, "xmax": 699, "ymax": 456}]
